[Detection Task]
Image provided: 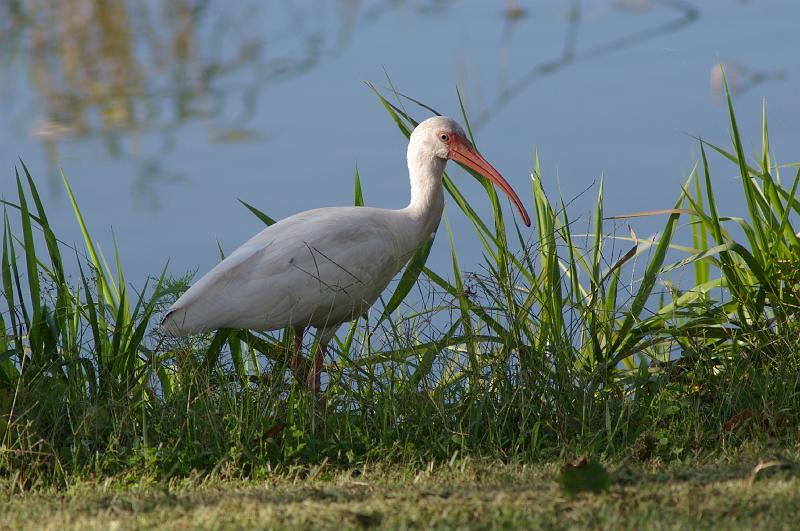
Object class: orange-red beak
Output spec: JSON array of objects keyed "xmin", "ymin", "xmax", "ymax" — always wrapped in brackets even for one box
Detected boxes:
[{"xmin": 448, "ymin": 135, "xmax": 531, "ymax": 227}]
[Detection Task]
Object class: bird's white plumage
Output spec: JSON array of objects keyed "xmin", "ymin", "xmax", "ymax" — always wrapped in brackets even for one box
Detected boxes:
[
  {"xmin": 162, "ymin": 206, "xmax": 423, "ymax": 337},
  {"xmin": 162, "ymin": 117, "xmax": 469, "ymax": 341}
]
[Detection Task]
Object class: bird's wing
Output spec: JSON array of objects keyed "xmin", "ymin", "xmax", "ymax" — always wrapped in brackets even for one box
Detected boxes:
[{"xmin": 162, "ymin": 207, "xmax": 412, "ymax": 335}]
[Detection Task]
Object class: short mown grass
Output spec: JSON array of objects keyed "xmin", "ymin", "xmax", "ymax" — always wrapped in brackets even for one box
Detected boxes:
[
  {"xmin": 1, "ymin": 77, "xmax": 799, "ymax": 504},
  {"xmin": 2, "ymin": 447, "xmax": 799, "ymax": 529}
]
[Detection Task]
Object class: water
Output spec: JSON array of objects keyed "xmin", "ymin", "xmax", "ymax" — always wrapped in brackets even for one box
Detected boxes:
[{"xmin": 1, "ymin": 0, "xmax": 797, "ymax": 287}]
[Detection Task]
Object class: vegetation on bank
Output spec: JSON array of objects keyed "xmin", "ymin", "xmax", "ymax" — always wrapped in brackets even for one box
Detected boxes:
[{"xmin": 1, "ymin": 82, "xmax": 799, "ymax": 491}]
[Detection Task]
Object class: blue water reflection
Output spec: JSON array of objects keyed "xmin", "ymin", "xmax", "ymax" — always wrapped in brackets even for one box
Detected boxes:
[{"xmin": 0, "ymin": 0, "xmax": 797, "ymax": 286}]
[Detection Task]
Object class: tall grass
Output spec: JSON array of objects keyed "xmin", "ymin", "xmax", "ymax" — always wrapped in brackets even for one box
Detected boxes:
[{"xmin": 1, "ymin": 83, "xmax": 799, "ymax": 487}]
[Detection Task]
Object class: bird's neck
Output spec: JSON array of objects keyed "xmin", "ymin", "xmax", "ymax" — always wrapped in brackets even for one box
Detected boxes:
[{"xmin": 405, "ymin": 152, "xmax": 446, "ymax": 243}]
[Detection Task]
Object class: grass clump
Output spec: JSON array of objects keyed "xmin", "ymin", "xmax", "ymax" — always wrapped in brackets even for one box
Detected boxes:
[{"xmin": 1, "ymin": 81, "xmax": 799, "ymax": 490}]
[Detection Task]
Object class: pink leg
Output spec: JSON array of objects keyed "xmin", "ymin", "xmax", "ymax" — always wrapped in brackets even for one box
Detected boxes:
[
  {"xmin": 305, "ymin": 343, "xmax": 325, "ymax": 393},
  {"xmin": 290, "ymin": 327, "xmax": 307, "ymax": 385}
]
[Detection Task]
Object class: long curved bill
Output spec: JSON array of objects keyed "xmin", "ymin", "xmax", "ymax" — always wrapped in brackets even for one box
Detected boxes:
[{"xmin": 448, "ymin": 136, "xmax": 531, "ymax": 227}]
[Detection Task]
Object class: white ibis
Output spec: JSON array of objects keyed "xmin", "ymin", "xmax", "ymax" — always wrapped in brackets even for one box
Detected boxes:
[{"xmin": 162, "ymin": 116, "xmax": 530, "ymax": 391}]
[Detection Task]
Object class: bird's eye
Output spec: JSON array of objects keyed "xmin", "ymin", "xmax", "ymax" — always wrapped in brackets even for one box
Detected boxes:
[{"xmin": 440, "ymin": 133, "xmax": 450, "ymax": 142}]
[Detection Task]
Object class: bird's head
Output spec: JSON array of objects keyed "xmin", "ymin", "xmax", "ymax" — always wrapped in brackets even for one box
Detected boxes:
[
  {"xmin": 410, "ymin": 116, "xmax": 469, "ymax": 160},
  {"xmin": 410, "ymin": 116, "xmax": 531, "ymax": 227}
]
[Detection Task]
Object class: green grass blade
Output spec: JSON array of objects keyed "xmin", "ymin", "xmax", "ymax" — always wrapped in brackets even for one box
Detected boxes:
[
  {"xmin": 20, "ymin": 160, "xmax": 64, "ymax": 286},
  {"xmin": 378, "ymin": 232, "xmax": 435, "ymax": 323},
  {"xmin": 239, "ymin": 199, "xmax": 276, "ymax": 226},
  {"xmin": 612, "ymin": 181, "xmax": 688, "ymax": 357},
  {"xmin": 15, "ymin": 170, "xmax": 41, "ymax": 351},
  {"xmin": 353, "ymin": 165, "xmax": 365, "ymax": 207},
  {"xmin": 62, "ymin": 170, "xmax": 115, "ymax": 309}
]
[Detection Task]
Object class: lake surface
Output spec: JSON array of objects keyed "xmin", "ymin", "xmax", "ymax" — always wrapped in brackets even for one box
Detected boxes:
[{"xmin": 1, "ymin": 0, "xmax": 798, "ymax": 286}]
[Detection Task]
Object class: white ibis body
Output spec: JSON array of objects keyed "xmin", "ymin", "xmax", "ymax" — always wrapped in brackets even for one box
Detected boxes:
[{"xmin": 162, "ymin": 116, "xmax": 530, "ymax": 391}]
